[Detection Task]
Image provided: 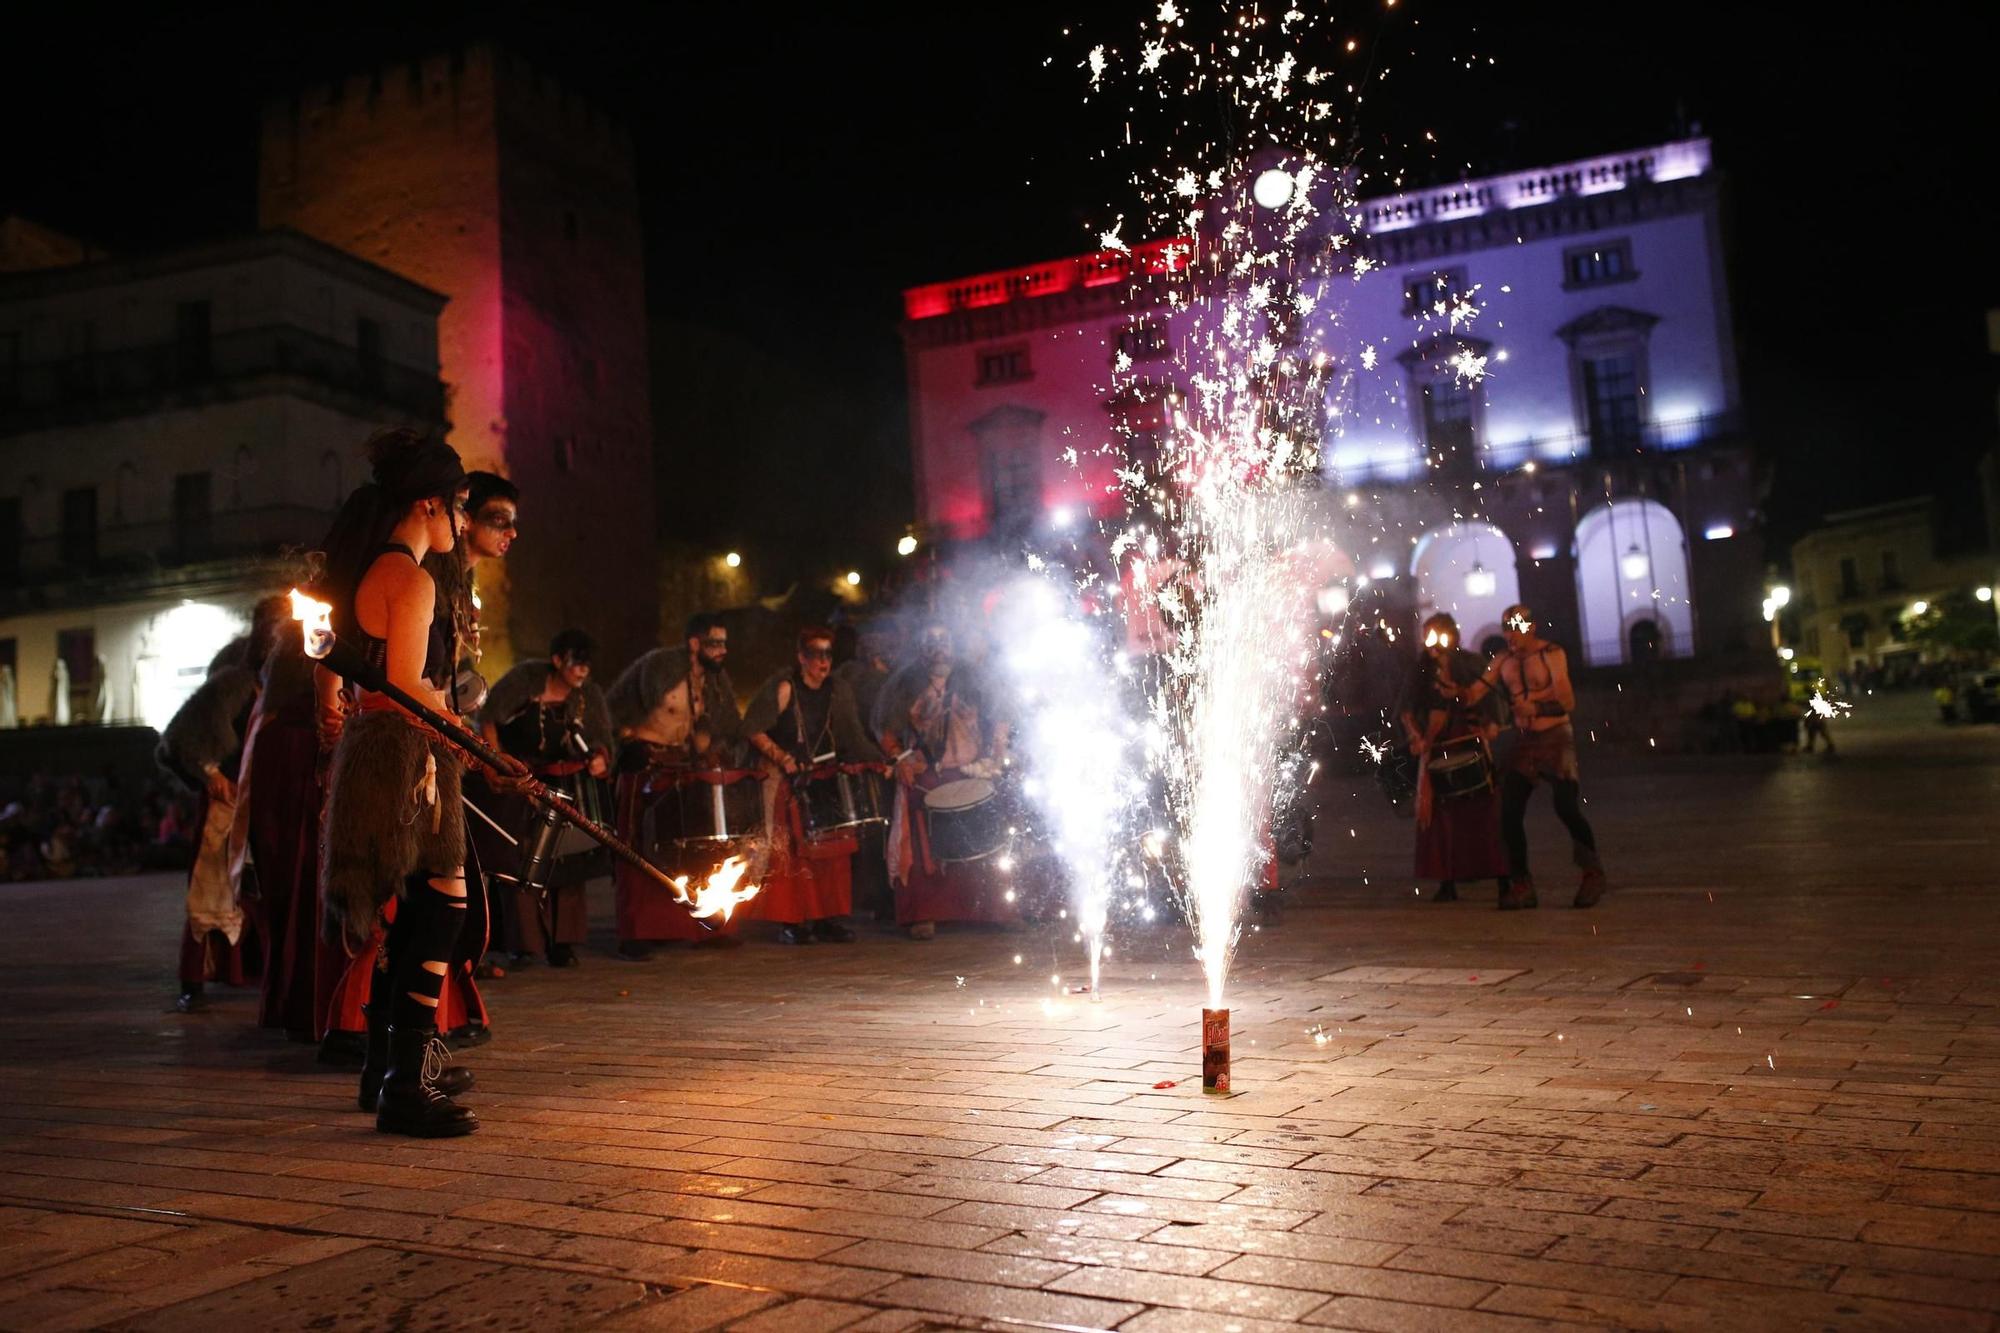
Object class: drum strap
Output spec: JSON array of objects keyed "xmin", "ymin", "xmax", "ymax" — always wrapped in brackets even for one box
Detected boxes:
[{"xmin": 791, "ymin": 673, "xmax": 833, "ymax": 762}]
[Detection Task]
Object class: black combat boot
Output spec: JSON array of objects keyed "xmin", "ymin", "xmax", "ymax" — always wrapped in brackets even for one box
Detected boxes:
[{"xmin": 374, "ymin": 1026, "xmax": 478, "ymax": 1137}]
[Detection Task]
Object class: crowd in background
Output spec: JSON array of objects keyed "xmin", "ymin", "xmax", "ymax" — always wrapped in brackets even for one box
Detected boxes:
[{"xmin": 0, "ymin": 771, "xmax": 195, "ymax": 881}]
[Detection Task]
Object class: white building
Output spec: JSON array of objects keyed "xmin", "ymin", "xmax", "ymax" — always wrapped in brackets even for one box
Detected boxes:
[
  {"xmin": 0, "ymin": 229, "xmax": 445, "ymax": 731},
  {"xmin": 903, "ymin": 138, "xmax": 1766, "ymax": 669}
]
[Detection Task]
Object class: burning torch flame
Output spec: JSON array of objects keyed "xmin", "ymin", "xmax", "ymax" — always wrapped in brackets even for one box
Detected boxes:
[
  {"xmin": 668, "ymin": 855, "xmax": 761, "ymax": 923},
  {"xmin": 289, "ymin": 589, "xmax": 335, "ymax": 660}
]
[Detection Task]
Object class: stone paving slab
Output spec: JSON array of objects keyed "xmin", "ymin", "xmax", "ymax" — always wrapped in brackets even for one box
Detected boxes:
[{"xmin": 0, "ymin": 702, "xmax": 1997, "ymax": 1329}]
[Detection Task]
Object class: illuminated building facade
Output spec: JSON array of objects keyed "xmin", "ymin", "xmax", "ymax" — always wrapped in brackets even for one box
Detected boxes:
[
  {"xmin": 0, "ymin": 230, "xmax": 445, "ymax": 729},
  {"xmin": 903, "ymin": 138, "xmax": 1766, "ymax": 667},
  {"xmin": 258, "ymin": 44, "xmax": 658, "ymax": 672},
  {"xmin": 1789, "ymin": 498, "xmax": 1994, "ymax": 671}
]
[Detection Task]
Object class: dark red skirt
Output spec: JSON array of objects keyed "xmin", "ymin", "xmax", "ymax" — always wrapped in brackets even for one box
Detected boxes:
[
  {"xmin": 613, "ymin": 770, "xmax": 739, "ymax": 942},
  {"xmin": 245, "ymin": 714, "xmax": 328, "ymax": 1036},
  {"xmin": 1415, "ymin": 787, "xmax": 1508, "ymax": 882}
]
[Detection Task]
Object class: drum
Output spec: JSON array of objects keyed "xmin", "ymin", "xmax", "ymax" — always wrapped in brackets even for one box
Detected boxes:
[
  {"xmin": 923, "ymin": 778, "xmax": 1008, "ymax": 864},
  {"xmin": 645, "ymin": 769, "xmax": 765, "ymax": 854},
  {"xmin": 1427, "ymin": 735, "xmax": 1494, "ymax": 799},
  {"xmin": 798, "ymin": 766, "xmax": 886, "ymax": 842}
]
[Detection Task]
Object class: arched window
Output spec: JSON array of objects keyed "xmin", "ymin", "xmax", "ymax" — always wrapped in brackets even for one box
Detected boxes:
[
  {"xmin": 1411, "ymin": 521, "xmax": 1518, "ymax": 648},
  {"xmin": 1573, "ymin": 499, "xmax": 1692, "ymax": 666}
]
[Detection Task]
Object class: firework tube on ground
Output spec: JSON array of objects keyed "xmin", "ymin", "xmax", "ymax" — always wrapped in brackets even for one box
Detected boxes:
[
  {"xmin": 1201, "ymin": 1007, "xmax": 1230, "ymax": 1094},
  {"xmin": 287, "ymin": 590, "xmax": 743, "ymax": 927}
]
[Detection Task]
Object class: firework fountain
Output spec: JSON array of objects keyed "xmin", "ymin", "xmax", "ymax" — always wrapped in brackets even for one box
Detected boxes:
[
  {"xmin": 992, "ymin": 572, "xmax": 1147, "ymax": 999},
  {"xmin": 1072, "ymin": 2, "xmax": 1403, "ymax": 1077}
]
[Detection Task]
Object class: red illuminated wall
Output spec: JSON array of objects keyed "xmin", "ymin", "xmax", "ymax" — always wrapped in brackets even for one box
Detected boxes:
[
  {"xmin": 901, "ymin": 240, "xmax": 1186, "ymax": 542},
  {"xmin": 257, "ymin": 45, "xmax": 658, "ymax": 671}
]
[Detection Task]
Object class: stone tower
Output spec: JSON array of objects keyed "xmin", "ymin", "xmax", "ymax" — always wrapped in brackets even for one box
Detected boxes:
[{"xmin": 257, "ymin": 44, "xmax": 657, "ymax": 672}]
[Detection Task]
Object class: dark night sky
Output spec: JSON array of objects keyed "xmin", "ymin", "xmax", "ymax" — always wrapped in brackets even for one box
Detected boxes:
[{"xmin": 5, "ymin": 3, "xmax": 1996, "ymax": 575}]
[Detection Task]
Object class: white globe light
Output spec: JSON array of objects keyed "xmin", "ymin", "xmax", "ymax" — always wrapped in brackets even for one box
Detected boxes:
[
  {"xmin": 1464, "ymin": 564, "xmax": 1497, "ymax": 598},
  {"xmin": 1909, "ymin": 600, "xmax": 1928, "ymax": 617},
  {"xmin": 1769, "ymin": 585, "xmax": 1791, "ymax": 607},
  {"xmin": 896, "ymin": 534, "xmax": 918, "ymax": 557},
  {"xmin": 1620, "ymin": 545, "xmax": 1650, "ymax": 581},
  {"xmin": 724, "ymin": 551, "xmax": 742, "ymax": 569},
  {"xmin": 1978, "ymin": 586, "xmax": 1994, "ymax": 602},
  {"xmin": 1252, "ymin": 168, "xmax": 1294, "ymax": 209},
  {"xmin": 846, "ymin": 570, "xmax": 862, "ymax": 587}
]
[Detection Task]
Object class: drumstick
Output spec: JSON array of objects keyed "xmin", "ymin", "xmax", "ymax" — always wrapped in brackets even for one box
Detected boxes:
[{"xmin": 462, "ymin": 795, "xmax": 521, "ymax": 846}]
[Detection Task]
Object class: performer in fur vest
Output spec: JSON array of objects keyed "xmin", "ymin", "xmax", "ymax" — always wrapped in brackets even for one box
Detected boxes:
[
  {"xmin": 315, "ymin": 429, "xmax": 528, "ymax": 1137},
  {"xmin": 318, "ymin": 475, "xmax": 502, "ymax": 1061},
  {"xmin": 159, "ymin": 596, "xmax": 287, "ymax": 1013}
]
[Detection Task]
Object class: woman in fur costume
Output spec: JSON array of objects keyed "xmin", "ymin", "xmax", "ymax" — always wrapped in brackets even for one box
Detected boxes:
[{"xmin": 315, "ymin": 429, "xmax": 525, "ymax": 1138}]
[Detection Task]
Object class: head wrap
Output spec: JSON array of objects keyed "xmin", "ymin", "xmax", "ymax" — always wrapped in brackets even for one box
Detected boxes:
[{"xmin": 375, "ymin": 438, "xmax": 465, "ymax": 506}]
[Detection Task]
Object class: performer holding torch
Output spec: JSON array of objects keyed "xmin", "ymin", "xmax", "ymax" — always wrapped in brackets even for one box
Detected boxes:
[{"xmin": 314, "ymin": 430, "xmax": 529, "ymax": 1138}]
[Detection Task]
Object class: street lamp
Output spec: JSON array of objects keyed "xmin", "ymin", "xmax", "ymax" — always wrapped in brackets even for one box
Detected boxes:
[
  {"xmin": 724, "ymin": 552, "xmax": 742, "ymax": 569},
  {"xmin": 897, "ymin": 534, "xmax": 918, "ymax": 557},
  {"xmin": 1977, "ymin": 586, "xmax": 1993, "ymax": 603},
  {"xmin": 1910, "ymin": 600, "xmax": 1928, "ymax": 617},
  {"xmin": 1769, "ymin": 585, "xmax": 1791, "ymax": 608},
  {"xmin": 845, "ymin": 570, "xmax": 862, "ymax": 587}
]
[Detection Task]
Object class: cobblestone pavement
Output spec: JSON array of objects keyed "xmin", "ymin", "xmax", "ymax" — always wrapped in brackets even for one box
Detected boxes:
[{"xmin": 2, "ymin": 695, "xmax": 1997, "ymax": 1330}]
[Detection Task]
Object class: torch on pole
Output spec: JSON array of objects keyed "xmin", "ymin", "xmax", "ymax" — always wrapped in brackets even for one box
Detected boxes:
[{"xmin": 287, "ymin": 590, "xmax": 747, "ymax": 927}]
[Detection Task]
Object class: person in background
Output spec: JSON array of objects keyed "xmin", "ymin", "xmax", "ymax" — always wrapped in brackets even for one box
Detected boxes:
[
  {"xmin": 604, "ymin": 613, "xmax": 744, "ymax": 959},
  {"xmin": 476, "ymin": 629, "xmax": 614, "ymax": 967},
  {"xmin": 873, "ymin": 624, "xmax": 1015, "ymax": 940},
  {"xmin": 1397, "ymin": 613, "xmax": 1510, "ymax": 906},
  {"xmin": 159, "ymin": 596, "xmax": 287, "ymax": 1012},
  {"xmin": 1445, "ymin": 604, "xmax": 1606, "ymax": 910},
  {"xmin": 740, "ymin": 625, "xmax": 886, "ymax": 944},
  {"xmin": 832, "ymin": 626, "xmax": 900, "ymax": 921}
]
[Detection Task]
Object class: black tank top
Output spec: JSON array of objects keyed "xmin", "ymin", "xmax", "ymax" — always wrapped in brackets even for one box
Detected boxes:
[
  {"xmin": 353, "ymin": 543, "xmax": 453, "ymax": 689},
  {"xmin": 769, "ymin": 672, "xmax": 834, "ymax": 763}
]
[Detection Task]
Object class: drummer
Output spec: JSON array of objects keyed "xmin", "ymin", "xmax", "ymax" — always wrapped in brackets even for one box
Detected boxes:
[
  {"xmin": 474, "ymin": 629, "xmax": 614, "ymax": 967},
  {"xmin": 604, "ymin": 612, "xmax": 745, "ymax": 959},
  {"xmin": 872, "ymin": 623, "xmax": 1016, "ymax": 941},
  {"xmin": 741, "ymin": 626, "xmax": 887, "ymax": 945},
  {"xmin": 1396, "ymin": 613, "xmax": 1510, "ymax": 906}
]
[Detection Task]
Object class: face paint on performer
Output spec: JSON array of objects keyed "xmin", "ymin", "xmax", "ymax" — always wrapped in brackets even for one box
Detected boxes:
[
  {"xmin": 553, "ymin": 652, "xmax": 591, "ymax": 689},
  {"xmin": 798, "ymin": 637, "xmax": 834, "ymax": 690},
  {"xmin": 467, "ymin": 497, "xmax": 518, "ymax": 562},
  {"xmin": 921, "ymin": 626, "xmax": 954, "ymax": 675},
  {"xmin": 693, "ymin": 628, "xmax": 729, "ymax": 674}
]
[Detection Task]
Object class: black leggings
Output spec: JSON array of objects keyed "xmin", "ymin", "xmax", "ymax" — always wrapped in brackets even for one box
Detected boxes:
[
  {"xmin": 373, "ymin": 872, "xmax": 468, "ymax": 1030},
  {"xmin": 1499, "ymin": 772, "xmax": 1599, "ymax": 880}
]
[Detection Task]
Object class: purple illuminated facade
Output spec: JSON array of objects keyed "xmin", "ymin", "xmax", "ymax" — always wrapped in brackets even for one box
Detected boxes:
[{"xmin": 902, "ymin": 138, "xmax": 1768, "ymax": 669}]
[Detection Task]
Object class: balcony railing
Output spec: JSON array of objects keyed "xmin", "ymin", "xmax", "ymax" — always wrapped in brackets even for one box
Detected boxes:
[
  {"xmin": 0, "ymin": 324, "xmax": 442, "ymax": 434},
  {"xmin": 4, "ymin": 503, "xmax": 336, "ymax": 588},
  {"xmin": 1331, "ymin": 409, "xmax": 1742, "ymax": 484}
]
